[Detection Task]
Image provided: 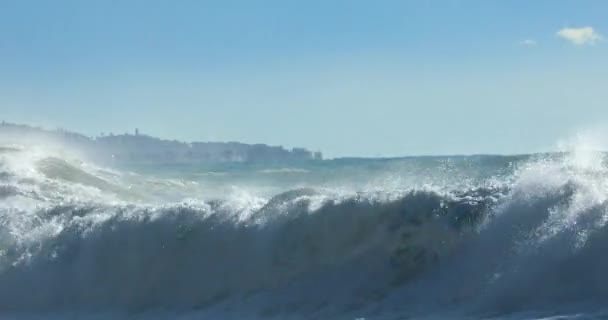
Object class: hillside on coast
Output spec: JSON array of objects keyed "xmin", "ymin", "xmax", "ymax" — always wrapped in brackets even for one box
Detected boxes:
[{"xmin": 0, "ymin": 121, "xmax": 322, "ymax": 164}]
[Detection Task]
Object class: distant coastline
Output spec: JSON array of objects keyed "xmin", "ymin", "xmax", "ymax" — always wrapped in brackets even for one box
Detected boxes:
[{"xmin": 0, "ymin": 121, "xmax": 322, "ymax": 164}]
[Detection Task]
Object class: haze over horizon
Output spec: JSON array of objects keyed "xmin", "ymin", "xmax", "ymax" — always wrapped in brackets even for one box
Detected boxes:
[
  {"xmin": 4, "ymin": 3, "xmax": 608, "ymax": 318},
  {"xmin": 2, "ymin": 1, "xmax": 608, "ymax": 158}
]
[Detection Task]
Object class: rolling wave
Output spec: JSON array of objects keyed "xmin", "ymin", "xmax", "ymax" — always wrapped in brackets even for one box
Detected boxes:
[{"xmin": 1, "ymin": 147, "xmax": 608, "ymax": 319}]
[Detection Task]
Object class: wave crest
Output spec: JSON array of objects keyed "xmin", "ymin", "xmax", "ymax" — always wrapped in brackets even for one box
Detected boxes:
[{"xmin": 2, "ymin": 148, "xmax": 608, "ymax": 318}]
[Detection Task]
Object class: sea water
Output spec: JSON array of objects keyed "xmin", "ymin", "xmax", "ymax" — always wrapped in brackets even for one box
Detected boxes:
[{"xmin": 1, "ymin": 147, "xmax": 608, "ymax": 319}]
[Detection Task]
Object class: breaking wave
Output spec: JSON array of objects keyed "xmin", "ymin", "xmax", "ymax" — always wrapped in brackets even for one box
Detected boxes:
[{"xmin": 2, "ymin": 147, "xmax": 608, "ymax": 319}]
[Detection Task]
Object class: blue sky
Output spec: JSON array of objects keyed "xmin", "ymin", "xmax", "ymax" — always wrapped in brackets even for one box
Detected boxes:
[{"xmin": 1, "ymin": 0, "xmax": 607, "ymax": 157}]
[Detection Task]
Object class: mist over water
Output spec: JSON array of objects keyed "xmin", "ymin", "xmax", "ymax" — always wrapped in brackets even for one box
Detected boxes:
[{"xmin": 2, "ymin": 141, "xmax": 608, "ymax": 319}]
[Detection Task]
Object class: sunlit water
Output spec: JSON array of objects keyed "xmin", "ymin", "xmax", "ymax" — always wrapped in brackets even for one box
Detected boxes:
[{"xmin": 1, "ymin": 146, "xmax": 608, "ymax": 319}]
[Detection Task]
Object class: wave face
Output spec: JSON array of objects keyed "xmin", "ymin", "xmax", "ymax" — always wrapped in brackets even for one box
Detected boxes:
[{"xmin": 2, "ymin": 147, "xmax": 608, "ymax": 319}]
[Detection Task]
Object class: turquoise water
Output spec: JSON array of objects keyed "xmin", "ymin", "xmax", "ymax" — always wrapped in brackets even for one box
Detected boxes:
[{"xmin": 121, "ymin": 155, "xmax": 523, "ymax": 199}]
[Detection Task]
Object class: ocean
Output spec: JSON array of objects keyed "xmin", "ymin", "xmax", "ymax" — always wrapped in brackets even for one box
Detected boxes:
[{"xmin": 1, "ymin": 146, "xmax": 608, "ymax": 319}]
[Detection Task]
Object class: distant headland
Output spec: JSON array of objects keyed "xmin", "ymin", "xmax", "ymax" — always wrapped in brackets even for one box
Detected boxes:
[{"xmin": 0, "ymin": 121, "xmax": 323, "ymax": 164}]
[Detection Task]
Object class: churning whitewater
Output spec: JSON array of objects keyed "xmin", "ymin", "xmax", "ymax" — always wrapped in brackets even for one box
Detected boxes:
[{"xmin": 2, "ymin": 146, "xmax": 608, "ymax": 319}]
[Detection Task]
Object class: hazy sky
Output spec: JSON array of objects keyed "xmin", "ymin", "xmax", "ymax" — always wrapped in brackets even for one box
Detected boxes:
[{"xmin": 1, "ymin": 0, "xmax": 607, "ymax": 157}]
